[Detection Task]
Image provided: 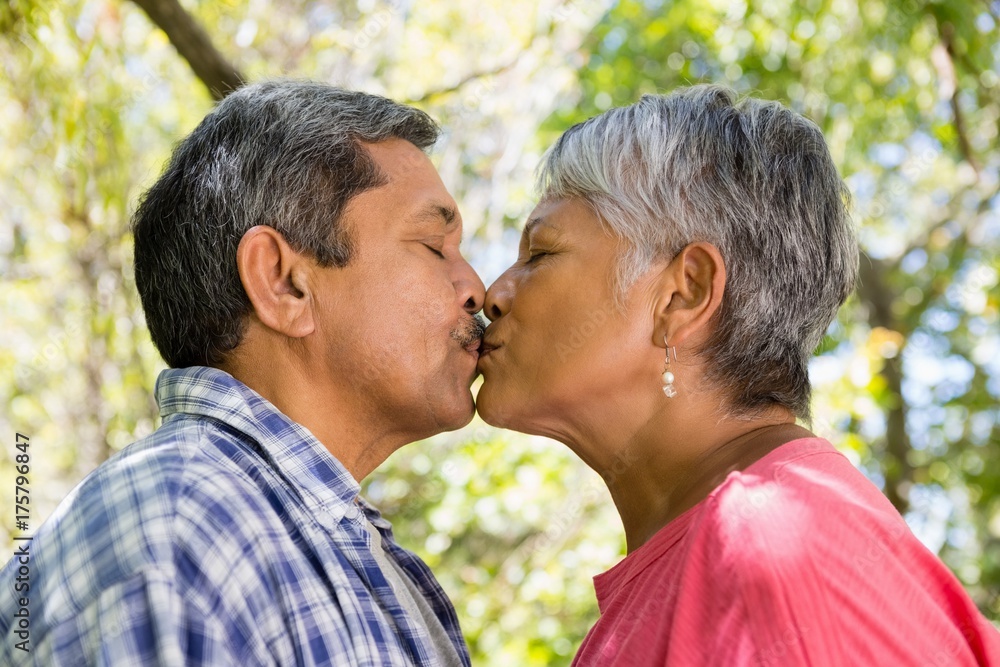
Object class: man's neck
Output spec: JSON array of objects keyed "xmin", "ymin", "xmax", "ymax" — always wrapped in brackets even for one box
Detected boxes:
[{"xmin": 216, "ymin": 353, "xmax": 408, "ymax": 481}]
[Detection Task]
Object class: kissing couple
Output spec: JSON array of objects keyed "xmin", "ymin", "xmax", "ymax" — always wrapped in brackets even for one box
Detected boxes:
[{"xmin": 2, "ymin": 80, "xmax": 996, "ymax": 666}]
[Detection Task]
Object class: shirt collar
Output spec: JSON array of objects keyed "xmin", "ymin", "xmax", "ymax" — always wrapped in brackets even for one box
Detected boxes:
[{"xmin": 155, "ymin": 366, "xmax": 360, "ymax": 522}]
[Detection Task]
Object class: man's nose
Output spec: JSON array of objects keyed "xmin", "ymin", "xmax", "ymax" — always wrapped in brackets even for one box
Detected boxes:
[
  {"xmin": 483, "ymin": 268, "xmax": 514, "ymax": 322},
  {"xmin": 457, "ymin": 258, "xmax": 486, "ymax": 314}
]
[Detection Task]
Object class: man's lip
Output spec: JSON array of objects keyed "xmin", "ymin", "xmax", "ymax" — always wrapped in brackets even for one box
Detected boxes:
[{"xmin": 464, "ymin": 339, "xmax": 482, "ymax": 356}]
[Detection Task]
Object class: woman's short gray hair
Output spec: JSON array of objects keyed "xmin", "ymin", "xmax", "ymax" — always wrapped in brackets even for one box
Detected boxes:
[{"xmin": 537, "ymin": 84, "xmax": 858, "ymax": 420}]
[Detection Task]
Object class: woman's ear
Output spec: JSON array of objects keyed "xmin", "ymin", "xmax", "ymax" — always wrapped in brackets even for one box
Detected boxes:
[
  {"xmin": 650, "ymin": 242, "xmax": 726, "ymax": 349},
  {"xmin": 236, "ymin": 226, "xmax": 316, "ymax": 338}
]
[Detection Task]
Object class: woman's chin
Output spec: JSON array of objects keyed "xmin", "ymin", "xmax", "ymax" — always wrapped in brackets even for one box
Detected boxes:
[{"xmin": 474, "ymin": 384, "xmax": 518, "ymax": 429}]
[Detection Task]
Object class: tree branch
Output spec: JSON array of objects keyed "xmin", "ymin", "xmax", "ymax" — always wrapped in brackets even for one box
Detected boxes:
[
  {"xmin": 128, "ymin": 0, "xmax": 244, "ymax": 101},
  {"xmin": 403, "ymin": 0, "xmax": 571, "ymax": 105},
  {"xmin": 405, "ymin": 53, "xmax": 527, "ymax": 105},
  {"xmin": 934, "ymin": 18, "xmax": 981, "ymax": 174}
]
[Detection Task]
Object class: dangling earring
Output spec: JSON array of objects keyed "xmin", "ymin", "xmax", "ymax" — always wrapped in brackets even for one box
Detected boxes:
[{"xmin": 662, "ymin": 337, "xmax": 678, "ymax": 398}]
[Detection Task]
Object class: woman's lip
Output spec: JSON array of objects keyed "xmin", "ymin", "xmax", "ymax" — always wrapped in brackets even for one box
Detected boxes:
[{"xmin": 479, "ymin": 343, "xmax": 499, "ymax": 357}]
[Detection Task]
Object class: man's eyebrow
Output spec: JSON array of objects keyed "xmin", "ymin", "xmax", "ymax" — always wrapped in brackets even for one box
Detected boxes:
[{"xmin": 409, "ymin": 203, "xmax": 458, "ymax": 229}]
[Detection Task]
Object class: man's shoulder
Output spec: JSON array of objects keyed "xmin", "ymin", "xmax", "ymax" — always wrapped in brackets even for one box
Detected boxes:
[
  {"xmin": 53, "ymin": 414, "xmax": 270, "ymax": 527},
  {"xmin": 0, "ymin": 416, "xmax": 282, "ymax": 623}
]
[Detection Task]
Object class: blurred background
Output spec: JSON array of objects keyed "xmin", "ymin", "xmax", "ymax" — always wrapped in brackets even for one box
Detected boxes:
[{"xmin": 1, "ymin": 0, "xmax": 998, "ymax": 663}]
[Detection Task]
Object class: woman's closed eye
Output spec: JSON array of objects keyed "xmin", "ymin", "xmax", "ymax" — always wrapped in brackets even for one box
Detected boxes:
[{"xmin": 525, "ymin": 249, "xmax": 550, "ymax": 264}]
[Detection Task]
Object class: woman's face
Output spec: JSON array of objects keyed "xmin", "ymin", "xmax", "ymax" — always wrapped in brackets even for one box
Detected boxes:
[{"xmin": 477, "ymin": 198, "xmax": 654, "ymax": 441}]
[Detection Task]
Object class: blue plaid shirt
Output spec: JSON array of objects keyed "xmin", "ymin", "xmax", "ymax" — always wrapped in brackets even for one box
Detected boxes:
[{"xmin": 0, "ymin": 366, "xmax": 470, "ymax": 666}]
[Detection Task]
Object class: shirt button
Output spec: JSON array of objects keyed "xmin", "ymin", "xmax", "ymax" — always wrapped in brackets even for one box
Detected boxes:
[
  {"xmin": 316, "ymin": 513, "xmax": 336, "ymax": 530},
  {"xmin": 344, "ymin": 504, "xmax": 360, "ymax": 521}
]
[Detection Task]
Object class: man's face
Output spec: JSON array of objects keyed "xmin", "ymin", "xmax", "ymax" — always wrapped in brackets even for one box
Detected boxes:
[{"xmin": 311, "ymin": 139, "xmax": 485, "ymax": 441}]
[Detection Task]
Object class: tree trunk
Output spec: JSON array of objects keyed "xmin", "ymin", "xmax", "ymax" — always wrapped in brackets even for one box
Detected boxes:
[{"xmin": 857, "ymin": 254, "xmax": 913, "ymax": 514}]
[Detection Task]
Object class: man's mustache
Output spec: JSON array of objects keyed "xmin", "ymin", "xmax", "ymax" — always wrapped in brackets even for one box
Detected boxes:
[{"xmin": 453, "ymin": 314, "xmax": 487, "ymax": 348}]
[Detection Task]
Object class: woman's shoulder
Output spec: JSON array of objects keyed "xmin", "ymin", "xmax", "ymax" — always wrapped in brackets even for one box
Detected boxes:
[
  {"xmin": 687, "ymin": 436, "xmax": 909, "ymax": 576},
  {"xmin": 674, "ymin": 437, "xmax": 1000, "ymax": 665},
  {"xmin": 676, "ymin": 434, "xmax": 963, "ymax": 608}
]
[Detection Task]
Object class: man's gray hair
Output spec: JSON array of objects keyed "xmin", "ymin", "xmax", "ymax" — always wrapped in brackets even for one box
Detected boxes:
[
  {"xmin": 132, "ymin": 80, "xmax": 439, "ymax": 369},
  {"xmin": 537, "ymin": 84, "xmax": 858, "ymax": 420}
]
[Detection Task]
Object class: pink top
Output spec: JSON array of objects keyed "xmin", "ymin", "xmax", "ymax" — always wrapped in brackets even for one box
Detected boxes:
[{"xmin": 572, "ymin": 438, "xmax": 1000, "ymax": 666}]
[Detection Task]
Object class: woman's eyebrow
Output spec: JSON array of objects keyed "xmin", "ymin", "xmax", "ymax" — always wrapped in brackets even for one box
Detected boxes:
[{"xmin": 523, "ymin": 215, "xmax": 557, "ymax": 241}]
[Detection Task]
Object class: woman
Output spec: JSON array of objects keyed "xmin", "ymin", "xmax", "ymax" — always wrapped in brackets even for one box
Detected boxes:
[{"xmin": 476, "ymin": 85, "xmax": 1000, "ymax": 665}]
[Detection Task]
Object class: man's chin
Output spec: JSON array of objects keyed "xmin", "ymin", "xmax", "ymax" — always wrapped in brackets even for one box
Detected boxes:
[
  {"xmin": 435, "ymin": 390, "xmax": 477, "ymax": 433},
  {"xmin": 453, "ymin": 399, "xmax": 477, "ymax": 430}
]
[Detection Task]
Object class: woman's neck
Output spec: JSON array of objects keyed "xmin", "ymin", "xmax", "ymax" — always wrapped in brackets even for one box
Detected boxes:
[{"xmin": 603, "ymin": 415, "xmax": 814, "ymax": 554}]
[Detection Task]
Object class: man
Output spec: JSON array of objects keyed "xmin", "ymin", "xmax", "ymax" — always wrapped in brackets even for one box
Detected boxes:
[{"xmin": 0, "ymin": 80, "xmax": 485, "ymax": 665}]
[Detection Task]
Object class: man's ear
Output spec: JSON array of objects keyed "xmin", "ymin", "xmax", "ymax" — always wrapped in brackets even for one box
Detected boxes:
[
  {"xmin": 650, "ymin": 242, "xmax": 726, "ymax": 349},
  {"xmin": 236, "ymin": 226, "xmax": 316, "ymax": 338}
]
